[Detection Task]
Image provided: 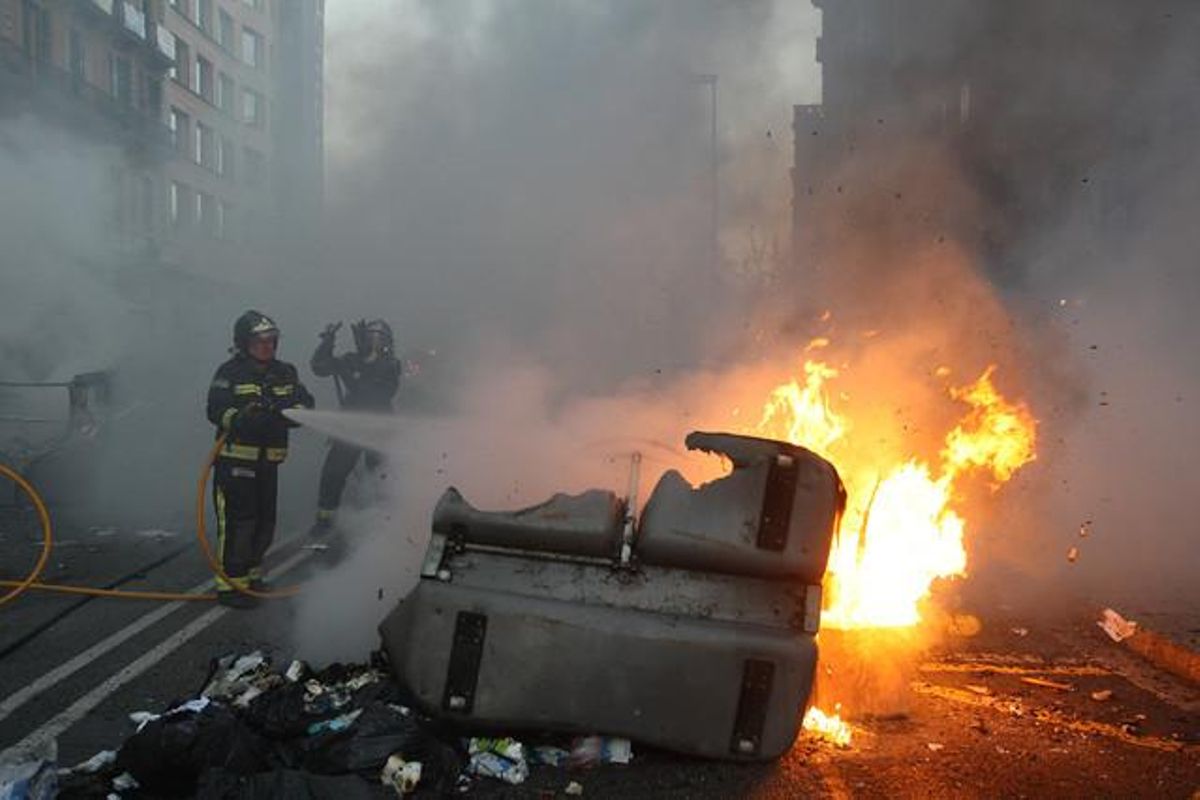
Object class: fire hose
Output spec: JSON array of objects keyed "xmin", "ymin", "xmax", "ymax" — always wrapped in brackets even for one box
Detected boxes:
[{"xmin": 0, "ymin": 434, "xmax": 302, "ymax": 608}]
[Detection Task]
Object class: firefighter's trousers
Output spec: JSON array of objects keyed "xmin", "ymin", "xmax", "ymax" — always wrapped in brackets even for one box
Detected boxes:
[
  {"xmin": 212, "ymin": 458, "xmax": 278, "ymax": 589},
  {"xmin": 317, "ymin": 441, "xmax": 383, "ymax": 514}
]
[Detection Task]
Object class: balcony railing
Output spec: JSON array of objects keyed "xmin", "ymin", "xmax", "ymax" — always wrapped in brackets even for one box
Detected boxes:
[
  {"xmin": 0, "ymin": 43, "xmax": 171, "ymax": 154},
  {"xmin": 119, "ymin": 1, "xmax": 146, "ymax": 40},
  {"xmin": 154, "ymin": 25, "xmax": 176, "ymax": 62}
]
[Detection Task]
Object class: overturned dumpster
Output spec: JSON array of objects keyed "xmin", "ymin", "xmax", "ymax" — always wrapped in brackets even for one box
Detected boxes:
[{"xmin": 379, "ymin": 431, "xmax": 846, "ymax": 761}]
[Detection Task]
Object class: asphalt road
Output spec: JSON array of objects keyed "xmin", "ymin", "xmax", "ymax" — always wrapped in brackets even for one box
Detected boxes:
[{"xmin": 1, "ymin": 508, "xmax": 1197, "ymax": 798}]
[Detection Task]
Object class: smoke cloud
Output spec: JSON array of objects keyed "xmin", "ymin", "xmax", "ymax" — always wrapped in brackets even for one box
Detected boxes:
[
  {"xmin": 5, "ymin": 0, "xmax": 1196, "ymax": 662},
  {"xmin": 787, "ymin": 0, "xmax": 1200, "ymax": 613}
]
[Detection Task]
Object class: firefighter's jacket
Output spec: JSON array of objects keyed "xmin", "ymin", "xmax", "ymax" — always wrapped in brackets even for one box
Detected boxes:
[
  {"xmin": 207, "ymin": 355, "xmax": 315, "ymax": 463},
  {"xmin": 310, "ymin": 339, "xmax": 401, "ymax": 412}
]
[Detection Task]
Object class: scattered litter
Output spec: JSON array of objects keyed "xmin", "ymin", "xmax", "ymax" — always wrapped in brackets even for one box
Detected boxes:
[
  {"xmin": 91, "ymin": 527, "xmax": 117, "ymax": 538},
  {"xmin": 285, "ymin": 660, "xmax": 308, "ymax": 683},
  {"xmin": 569, "ymin": 736, "xmax": 632, "ymax": 767},
  {"xmin": 0, "ymin": 738, "xmax": 57, "ymax": 800},
  {"xmin": 306, "ymin": 708, "xmax": 363, "ymax": 736},
  {"xmin": 1078, "ymin": 521, "xmax": 1092, "ymax": 538},
  {"xmin": 565, "ymin": 779, "xmax": 585, "ymax": 796},
  {"xmin": 1019, "ymin": 677, "xmax": 1074, "ymax": 692},
  {"xmin": 1098, "ymin": 608, "xmax": 1138, "ymax": 643},
  {"xmin": 380, "ymin": 754, "xmax": 422, "ymax": 795},
  {"xmin": 968, "ymin": 719, "xmax": 989, "ymax": 735},
  {"xmin": 59, "ymin": 749, "xmax": 116, "ymax": 776},
  {"xmin": 203, "ymin": 652, "xmax": 283, "ymax": 705},
  {"xmin": 111, "ymin": 772, "xmax": 139, "ymax": 791},
  {"xmin": 529, "ymin": 746, "xmax": 570, "ymax": 767},
  {"xmin": 926, "ymin": 742, "xmax": 944, "ymax": 752},
  {"xmin": 129, "ymin": 697, "xmax": 211, "ymax": 732},
  {"xmin": 1010, "ymin": 627, "xmax": 1029, "ymax": 637},
  {"xmin": 1090, "ymin": 690, "xmax": 1114, "ymax": 702},
  {"xmin": 302, "ymin": 543, "xmax": 331, "ymax": 552},
  {"xmin": 466, "ymin": 738, "xmax": 528, "ymax": 785},
  {"xmin": 1066, "ymin": 546, "xmax": 1079, "ymax": 563},
  {"xmin": 128, "ymin": 711, "xmax": 157, "ymax": 730},
  {"xmin": 965, "ymin": 684, "xmax": 992, "ymax": 696}
]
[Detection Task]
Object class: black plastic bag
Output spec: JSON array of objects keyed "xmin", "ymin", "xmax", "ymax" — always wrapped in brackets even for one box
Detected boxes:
[
  {"xmin": 243, "ymin": 681, "xmax": 317, "ymax": 739},
  {"xmin": 196, "ymin": 767, "xmax": 379, "ymax": 800},
  {"xmin": 115, "ymin": 703, "xmax": 274, "ymax": 796},
  {"xmin": 299, "ymin": 703, "xmax": 425, "ymax": 774}
]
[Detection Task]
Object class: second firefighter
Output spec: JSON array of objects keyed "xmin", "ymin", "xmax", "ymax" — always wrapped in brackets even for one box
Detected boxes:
[{"xmin": 310, "ymin": 318, "xmax": 402, "ymax": 534}]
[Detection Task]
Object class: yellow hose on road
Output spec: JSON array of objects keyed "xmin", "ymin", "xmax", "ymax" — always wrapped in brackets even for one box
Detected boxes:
[
  {"xmin": 0, "ymin": 464, "xmax": 53, "ymax": 608},
  {"xmin": 1, "ymin": 434, "xmax": 307, "ymax": 604}
]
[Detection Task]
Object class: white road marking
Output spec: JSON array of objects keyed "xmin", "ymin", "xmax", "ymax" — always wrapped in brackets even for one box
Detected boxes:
[
  {"xmin": 0, "ymin": 577, "xmax": 215, "ymax": 723},
  {"xmin": 0, "ymin": 549, "xmax": 309, "ymax": 760}
]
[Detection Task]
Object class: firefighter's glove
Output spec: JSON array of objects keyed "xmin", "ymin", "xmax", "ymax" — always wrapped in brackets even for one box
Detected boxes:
[
  {"xmin": 320, "ymin": 322, "xmax": 342, "ymax": 341},
  {"xmin": 231, "ymin": 402, "xmax": 266, "ymax": 435}
]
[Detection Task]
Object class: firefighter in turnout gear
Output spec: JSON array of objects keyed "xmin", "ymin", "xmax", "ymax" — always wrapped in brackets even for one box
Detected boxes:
[
  {"xmin": 310, "ymin": 318, "xmax": 401, "ymax": 534},
  {"xmin": 206, "ymin": 311, "xmax": 315, "ymax": 608}
]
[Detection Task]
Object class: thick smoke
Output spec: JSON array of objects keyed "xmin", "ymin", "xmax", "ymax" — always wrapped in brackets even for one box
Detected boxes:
[
  {"xmin": 788, "ymin": 0, "xmax": 1200, "ymax": 612},
  {"xmin": 6, "ymin": 0, "xmax": 1193, "ymax": 663},
  {"xmin": 287, "ymin": 1, "xmax": 824, "ymax": 659}
]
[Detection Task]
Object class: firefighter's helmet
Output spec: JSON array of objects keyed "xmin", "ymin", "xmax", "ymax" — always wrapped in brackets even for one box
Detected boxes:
[
  {"xmin": 233, "ymin": 310, "xmax": 280, "ymax": 352},
  {"xmin": 361, "ymin": 318, "xmax": 394, "ymax": 354}
]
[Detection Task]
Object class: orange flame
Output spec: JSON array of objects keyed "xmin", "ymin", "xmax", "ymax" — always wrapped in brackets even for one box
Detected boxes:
[
  {"xmin": 802, "ymin": 704, "xmax": 853, "ymax": 747},
  {"xmin": 753, "ymin": 345, "xmax": 1038, "ymax": 631}
]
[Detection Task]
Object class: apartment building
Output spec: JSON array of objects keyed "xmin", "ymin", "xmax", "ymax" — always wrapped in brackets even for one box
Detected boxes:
[
  {"xmin": 161, "ymin": 0, "xmax": 323, "ymax": 262},
  {"xmin": 0, "ymin": 0, "xmax": 175, "ymax": 251}
]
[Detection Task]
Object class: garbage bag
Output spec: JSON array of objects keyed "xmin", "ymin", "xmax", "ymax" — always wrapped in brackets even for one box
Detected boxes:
[
  {"xmin": 116, "ymin": 702, "xmax": 274, "ymax": 796},
  {"xmin": 299, "ymin": 703, "xmax": 427, "ymax": 774},
  {"xmin": 243, "ymin": 681, "xmax": 317, "ymax": 739},
  {"xmin": 196, "ymin": 767, "xmax": 378, "ymax": 800},
  {"xmin": 0, "ymin": 738, "xmax": 56, "ymax": 800}
]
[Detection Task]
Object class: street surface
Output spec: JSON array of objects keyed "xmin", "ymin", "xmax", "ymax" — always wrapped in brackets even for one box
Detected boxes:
[{"xmin": 1, "ymin": 507, "xmax": 1197, "ymax": 798}]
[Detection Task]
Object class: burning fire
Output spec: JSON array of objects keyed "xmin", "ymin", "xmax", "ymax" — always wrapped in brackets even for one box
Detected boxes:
[
  {"xmin": 753, "ymin": 342, "xmax": 1038, "ymax": 744},
  {"xmin": 801, "ymin": 703, "xmax": 852, "ymax": 747}
]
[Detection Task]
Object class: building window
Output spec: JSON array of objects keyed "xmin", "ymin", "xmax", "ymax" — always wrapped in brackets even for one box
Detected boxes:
[
  {"xmin": 195, "ymin": 121, "xmax": 214, "ymax": 167},
  {"xmin": 194, "ymin": 55, "xmax": 213, "ymax": 101},
  {"xmin": 196, "ymin": 0, "xmax": 212, "ymax": 32},
  {"xmin": 142, "ymin": 176, "xmax": 155, "ymax": 233},
  {"xmin": 109, "ymin": 55, "xmax": 133, "ymax": 107},
  {"xmin": 218, "ymin": 136, "xmax": 235, "ymax": 179},
  {"xmin": 171, "ymin": 37, "xmax": 190, "ymax": 87},
  {"xmin": 241, "ymin": 88, "xmax": 263, "ymax": 127},
  {"xmin": 170, "ymin": 0, "xmax": 192, "ymax": 20},
  {"xmin": 29, "ymin": 6, "xmax": 51, "ymax": 63},
  {"xmin": 241, "ymin": 27, "xmax": 263, "ymax": 68},
  {"xmin": 170, "ymin": 181, "xmax": 190, "ymax": 227},
  {"xmin": 169, "ymin": 106, "xmax": 190, "ymax": 155},
  {"xmin": 217, "ymin": 200, "xmax": 231, "ymax": 239},
  {"xmin": 68, "ymin": 28, "xmax": 85, "ymax": 84},
  {"xmin": 217, "ymin": 72, "xmax": 234, "ymax": 114},
  {"xmin": 217, "ymin": 8, "xmax": 234, "ymax": 50},
  {"xmin": 244, "ymin": 146, "xmax": 265, "ymax": 188},
  {"xmin": 146, "ymin": 76, "xmax": 163, "ymax": 115},
  {"xmin": 197, "ymin": 191, "xmax": 216, "ymax": 235}
]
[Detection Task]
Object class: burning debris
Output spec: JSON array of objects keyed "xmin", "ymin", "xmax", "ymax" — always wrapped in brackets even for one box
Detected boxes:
[
  {"xmin": 801, "ymin": 705, "xmax": 853, "ymax": 748},
  {"xmin": 746, "ymin": 338, "xmax": 1039, "ymax": 727}
]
